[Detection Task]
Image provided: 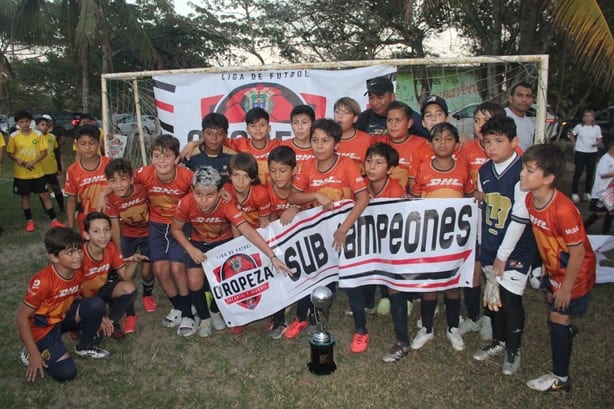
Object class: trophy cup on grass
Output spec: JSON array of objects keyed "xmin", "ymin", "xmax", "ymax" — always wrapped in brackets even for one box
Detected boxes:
[{"xmin": 307, "ymin": 286, "xmax": 336, "ymax": 375}]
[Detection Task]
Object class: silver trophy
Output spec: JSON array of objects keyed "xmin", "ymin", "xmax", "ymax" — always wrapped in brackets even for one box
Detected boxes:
[{"xmin": 308, "ymin": 286, "xmax": 336, "ymax": 375}]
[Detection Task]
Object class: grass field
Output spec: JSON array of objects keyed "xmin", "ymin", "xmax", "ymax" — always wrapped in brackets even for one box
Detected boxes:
[{"xmin": 0, "ymin": 141, "xmax": 612, "ymax": 409}]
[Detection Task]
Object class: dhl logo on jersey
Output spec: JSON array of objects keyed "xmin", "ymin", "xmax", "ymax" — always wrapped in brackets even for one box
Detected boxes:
[
  {"xmin": 119, "ymin": 198, "xmax": 146, "ymax": 209},
  {"xmin": 193, "ymin": 216, "xmax": 225, "ymax": 224},
  {"xmin": 312, "ymin": 176, "xmax": 337, "ymax": 187},
  {"xmin": 151, "ymin": 186, "xmax": 182, "ymax": 195},
  {"xmin": 58, "ymin": 285, "xmax": 81, "ymax": 298},
  {"xmin": 79, "ymin": 175, "xmax": 106, "ymax": 187},
  {"xmin": 84, "ymin": 264, "xmax": 111, "ymax": 277},
  {"xmin": 529, "ymin": 214, "xmax": 550, "ymax": 231},
  {"xmin": 426, "ymin": 178, "xmax": 463, "ymax": 187}
]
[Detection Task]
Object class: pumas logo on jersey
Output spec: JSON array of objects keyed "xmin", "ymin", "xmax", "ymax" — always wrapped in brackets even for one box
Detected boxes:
[
  {"xmin": 426, "ymin": 178, "xmax": 463, "ymax": 187},
  {"xmin": 151, "ymin": 186, "xmax": 181, "ymax": 195}
]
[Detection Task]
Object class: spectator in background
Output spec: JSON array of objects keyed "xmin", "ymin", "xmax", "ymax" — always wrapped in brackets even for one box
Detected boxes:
[
  {"xmin": 505, "ymin": 82, "xmax": 534, "ymax": 151},
  {"xmin": 570, "ymin": 110, "xmax": 602, "ymax": 203}
]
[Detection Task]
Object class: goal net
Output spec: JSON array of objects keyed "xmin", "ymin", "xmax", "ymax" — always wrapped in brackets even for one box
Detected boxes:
[{"xmin": 101, "ymin": 55, "xmax": 549, "ymax": 167}]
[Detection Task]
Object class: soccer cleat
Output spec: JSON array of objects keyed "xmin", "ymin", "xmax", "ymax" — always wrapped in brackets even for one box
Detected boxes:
[
  {"xmin": 26, "ymin": 220, "xmax": 35, "ymax": 232},
  {"xmin": 123, "ymin": 315, "xmax": 137, "ymax": 334},
  {"xmin": 480, "ymin": 315, "xmax": 493, "ymax": 341},
  {"xmin": 446, "ymin": 327, "xmax": 465, "ymax": 351},
  {"xmin": 411, "ymin": 327, "xmax": 434, "ymax": 350},
  {"xmin": 284, "ymin": 319, "xmax": 308, "ymax": 339},
  {"xmin": 142, "ymin": 295, "xmax": 157, "ymax": 313},
  {"xmin": 50, "ymin": 219, "xmax": 66, "ymax": 228},
  {"xmin": 527, "ymin": 373, "xmax": 571, "ymax": 392},
  {"xmin": 473, "ymin": 341, "xmax": 506, "ymax": 361},
  {"xmin": 583, "ymin": 193, "xmax": 591, "ymax": 201},
  {"xmin": 269, "ymin": 324, "xmax": 288, "ymax": 340},
  {"xmin": 177, "ymin": 316, "xmax": 200, "ymax": 337},
  {"xmin": 376, "ymin": 297, "xmax": 391, "ymax": 315},
  {"xmin": 502, "ymin": 350, "xmax": 521, "ymax": 375},
  {"xmin": 111, "ymin": 321, "xmax": 126, "ymax": 340},
  {"xmin": 382, "ymin": 342, "xmax": 410, "ymax": 362},
  {"xmin": 75, "ymin": 346, "xmax": 110, "ymax": 359},
  {"xmin": 571, "ymin": 194, "xmax": 580, "ymax": 203},
  {"xmin": 210, "ymin": 312, "xmax": 226, "ymax": 330},
  {"xmin": 231, "ymin": 326, "xmax": 245, "ymax": 335},
  {"xmin": 199, "ymin": 318, "xmax": 213, "ymax": 338},
  {"xmin": 19, "ymin": 347, "xmax": 29, "ymax": 366},
  {"xmin": 350, "ymin": 333, "xmax": 369, "ymax": 353},
  {"xmin": 162, "ymin": 309, "xmax": 182, "ymax": 328},
  {"xmin": 459, "ymin": 317, "xmax": 481, "ymax": 335}
]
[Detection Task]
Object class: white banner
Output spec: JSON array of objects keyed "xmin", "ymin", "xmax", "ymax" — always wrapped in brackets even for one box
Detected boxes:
[
  {"xmin": 152, "ymin": 65, "xmax": 396, "ymax": 146},
  {"xmin": 203, "ymin": 198, "xmax": 478, "ymax": 327}
]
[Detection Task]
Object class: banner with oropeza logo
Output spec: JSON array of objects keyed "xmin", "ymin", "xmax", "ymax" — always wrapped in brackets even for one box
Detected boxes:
[{"xmin": 203, "ymin": 198, "xmax": 478, "ymax": 327}]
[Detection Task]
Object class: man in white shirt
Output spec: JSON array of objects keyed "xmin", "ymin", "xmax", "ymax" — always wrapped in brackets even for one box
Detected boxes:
[{"xmin": 505, "ymin": 82, "xmax": 535, "ymax": 151}]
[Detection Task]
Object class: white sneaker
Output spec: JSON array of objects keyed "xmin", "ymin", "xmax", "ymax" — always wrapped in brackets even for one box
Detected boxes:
[
  {"xmin": 210, "ymin": 312, "xmax": 226, "ymax": 330},
  {"xmin": 502, "ymin": 350, "xmax": 521, "ymax": 375},
  {"xmin": 459, "ymin": 317, "xmax": 481, "ymax": 335},
  {"xmin": 480, "ymin": 315, "xmax": 493, "ymax": 341},
  {"xmin": 162, "ymin": 309, "xmax": 182, "ymax": 328},
  {"xmin": 177, "ymin": 316, "xmax": 200, "ymax": 337},
  {"xmin": 446, "ymin": 327, "xmax": 465, "ymax": 351},
  {"xmin": 473, "ymin": 341, "xmax": 506, "ymax": 361},
  {"xmin": 199, "ymin": 318, "xmax": 213, "ymax": 338},
  {"xmin": 571, "ymin": 194, "xmax": 580, "ymax": 203},
  {"xmin": 411, "ymin": 327, "xmax": 434, "ymax": 350},
  {"xmin": 583, "ymin": 193, "xmax": 591, "ymax": 201},
  {"xmin": 19, "ymin": 347, "xmax": 29, "ymax": 366},
  {"xmin": 527, "ymin": 373, "xmax": 571, "ymax": 392}
]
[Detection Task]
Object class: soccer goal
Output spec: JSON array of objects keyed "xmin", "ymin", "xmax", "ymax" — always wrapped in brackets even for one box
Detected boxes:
[{"xmin": 101, "ymin": 55, "xmax": 549, "ymax": 166}]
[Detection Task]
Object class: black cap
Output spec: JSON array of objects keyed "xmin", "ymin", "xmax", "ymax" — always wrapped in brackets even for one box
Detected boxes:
[
  {"xmin": 364, "ymin": 76, "xmax": 394, "ymax": 96},
  {"xmin": 421, "ymin": 95, "xmax": 449, "ymax": 116}
]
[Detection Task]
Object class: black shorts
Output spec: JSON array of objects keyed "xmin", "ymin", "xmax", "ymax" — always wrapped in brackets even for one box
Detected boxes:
[
  {"xmin": 45, "ymin": 173, "xmax": 60, "ymax": 187},
  {"xmin": 13, "ymin": 177, "xmax": 48, "ymax": 195}
]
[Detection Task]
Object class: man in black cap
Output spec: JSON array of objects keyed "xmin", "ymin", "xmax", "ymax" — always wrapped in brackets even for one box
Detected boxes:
[{"xmin": 355, "ymin": 75, "xmax": 428, "ymax": 137}]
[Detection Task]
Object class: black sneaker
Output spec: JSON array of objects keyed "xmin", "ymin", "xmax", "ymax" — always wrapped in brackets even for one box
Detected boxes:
[
  {"xmin": 75, "ymin": 346, "xmax": 110, "ymax": 359},
  {"xmin": 382, "ymin": 342, "xmax": 410, "ymax": 362}
]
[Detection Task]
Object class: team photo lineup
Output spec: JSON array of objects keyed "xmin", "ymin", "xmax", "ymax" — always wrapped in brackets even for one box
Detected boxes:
[{"xmin": 7, "ymin": 74, "xmax": 600, "ymax": 395}]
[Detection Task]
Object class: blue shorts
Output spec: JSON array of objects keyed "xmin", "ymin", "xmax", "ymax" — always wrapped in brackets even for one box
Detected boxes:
[
  {"xmin": 36, "ymin": 324, "xmax": 70, "ymax": 366},
  {"xmin": 550, "ymin": 291, "xmax": 591, "ymax": 316},
  {"xmin": 148, "ymin": 222, "xmax": 187, "ymax": 263},
  {"xmin": 121, "ymin": 235, "xmax": 151, "ymax": 260},
  {"xmin": 186, "ymin": 239, "xmax": 231, "ymax": 269}
]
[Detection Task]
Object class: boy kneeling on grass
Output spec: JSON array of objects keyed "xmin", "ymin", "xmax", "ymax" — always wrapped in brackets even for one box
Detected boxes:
[
  {"xmin": 520, "ymin": 144, "xmax": 596, "ymax": 392},
  {"xmin": 16, "ymin": 227, "xmax": 110, "ymax": 383}
]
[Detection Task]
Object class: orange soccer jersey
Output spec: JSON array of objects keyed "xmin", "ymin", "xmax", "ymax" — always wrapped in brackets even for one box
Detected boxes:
[
  {"xmin": 80, "ymin": 241, "xmax": 125, "ymax": 298},
  {"xmin": 280, "ymin": 139, "xmax": 315, "ymax": 173},
  {"xmin": 370, "ymin": 177, "xmax": 407, "ymax": 199},
  {"xmin": 65, "ymin": 156, "xmax": 111, "ymax": 217},
  {"xmin": 378, "ymin": 134, "xmax": 432, "ymax": 190},
  {"xmin": 134, "ymin": 165, "xmax": 193, "ymax": 224},
  {"xmin": 526, "ymin": 190, "xmax": 596, "ymax": 299},
  {"xmin": 458, "ymin": 139, "xmax": 489, "ymax": 186},
  {"xmin": 175, "ymin": 193, "xmax": 246, "ymax": 243},
  {"xmin": 226, "ymin": 137, "xmax": 280, "ymax": 185},
  {"xmin": 337, "ymin": 129, "xmax": 374, "ymax": 173},
  {"xmin": 23, "ymin": 265, "xmax": 83, "ymax": 342},
  {"xmin": 412, "ymin": 158, "xmax": 474, "ymax": 198},
  {"xmin": 230, "ymin": 184, "xmax": 271, "ymax": 228},
  {"xmin": 292, "ymin": 155, "xmax": 367, "ymax": 202},
  {"xmin": 105, "ymin": 183, "xmax": 149, "ymax": 238}
]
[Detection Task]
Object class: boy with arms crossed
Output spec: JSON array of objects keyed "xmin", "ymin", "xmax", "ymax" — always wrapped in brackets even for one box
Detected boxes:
[
  {"xmin": 16, "ymin": 227, "xmax": 109, "ymax": 383},
  {"xmin": 472, "ymin": 116, "xmax": 536, "ymax": 375},
  {"xmin": 520, "ymin": 144, "xmax": 596, "ymax": 392},
  {"xmin": 286, "ymin": 119, "xmax": 369, "ymax": 340},
  {"xmin": 105, "ymin": 159, "xmax": 156, "ymax": 327}
]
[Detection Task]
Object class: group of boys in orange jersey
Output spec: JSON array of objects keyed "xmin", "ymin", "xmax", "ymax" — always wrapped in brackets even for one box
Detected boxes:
[{"xmin": 16, "ymin": 77, "xmax": 595, "ymax": 394}]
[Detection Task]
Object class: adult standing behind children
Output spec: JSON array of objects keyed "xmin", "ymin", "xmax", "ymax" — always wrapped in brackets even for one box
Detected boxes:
[
  {"xmin": 355, "ymin": 75, "xmax": 428, "ymax": 138},
  {"xmin": 505, "ymin": 82, "xmax": 535, "ymax": 152},
  {"xmin": 569, "ymin": 110, "xmax": 602, "ymax": 203}
]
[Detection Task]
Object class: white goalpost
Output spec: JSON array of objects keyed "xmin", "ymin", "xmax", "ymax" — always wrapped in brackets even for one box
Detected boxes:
[{"xmin": 101, "ymin": 55, "xmax": 549, "ymax": 166}]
